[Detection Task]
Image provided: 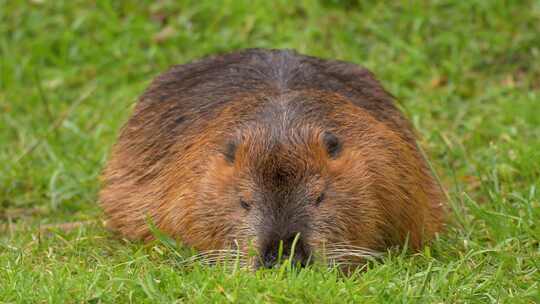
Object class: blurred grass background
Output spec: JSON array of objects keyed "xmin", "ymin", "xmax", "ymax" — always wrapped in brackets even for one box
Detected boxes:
[{"xmin": 1, "ymin": 0, "xmax": 539, "ymax": 302}]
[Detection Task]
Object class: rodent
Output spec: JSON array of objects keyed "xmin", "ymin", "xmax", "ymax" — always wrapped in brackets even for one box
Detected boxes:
[{"xmin": 100, "ymin": 49, "xmax": 446, "ymax": 269}]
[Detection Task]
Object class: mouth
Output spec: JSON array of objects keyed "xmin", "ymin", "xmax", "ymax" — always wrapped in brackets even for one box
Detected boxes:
[
  {"xmin": 179, "ymin": 242, "xmax": 381, "ymax": 272},
  {"xmin": 256, "ymin": 235, "xmax": 312, "ymax": 269},
  {"xmin": 254, "ymin": 250, "xmax": 313, "ymax": 269}
]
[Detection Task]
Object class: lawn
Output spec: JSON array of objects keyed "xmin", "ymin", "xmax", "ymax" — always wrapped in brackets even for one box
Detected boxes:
[{"xmin": 1, "ymin": 1, "xmax": 539, "ymax": 303}]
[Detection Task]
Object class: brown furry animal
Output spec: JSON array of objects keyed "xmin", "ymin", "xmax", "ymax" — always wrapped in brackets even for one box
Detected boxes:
[{"xmin": 100, "ymin": 49, "xmax": 446, "ymax": 268}]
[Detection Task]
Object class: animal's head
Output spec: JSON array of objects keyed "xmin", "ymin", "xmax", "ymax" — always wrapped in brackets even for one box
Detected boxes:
[{"xmin": 189, "ymin": 95, "xmax": 386, "ymax": 269}]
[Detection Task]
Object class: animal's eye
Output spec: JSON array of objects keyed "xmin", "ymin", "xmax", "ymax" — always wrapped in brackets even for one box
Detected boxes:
[
  {"xmin": 223, "ymin": 140, "xmax": 238, "ymax": 163},
  {"xmin": 240, "ymin": 199, "xmax": 251, "ymax": 211},
  {"xmin": 323, "ymin": 132, "xmax": 341, "ymax": 158},
  {"xmin": 315, "ymin": 193, "xmax": 325, "ymax": 206}
]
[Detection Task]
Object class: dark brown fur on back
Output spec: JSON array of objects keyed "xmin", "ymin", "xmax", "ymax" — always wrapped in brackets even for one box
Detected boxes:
[{"xmin": 100, "ymin": 49, "xmax": 445, "ymax": 265}]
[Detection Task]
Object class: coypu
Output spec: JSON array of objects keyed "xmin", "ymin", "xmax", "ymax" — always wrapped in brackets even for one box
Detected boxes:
[{"xmin": 100, "ymin": 49, "xmax": 446, "ymax": 269}]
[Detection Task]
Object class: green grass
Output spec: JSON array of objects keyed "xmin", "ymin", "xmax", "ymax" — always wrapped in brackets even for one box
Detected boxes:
[{"xmin": 1, "ymin": 0, "xmax": 539, "ymax": 302}]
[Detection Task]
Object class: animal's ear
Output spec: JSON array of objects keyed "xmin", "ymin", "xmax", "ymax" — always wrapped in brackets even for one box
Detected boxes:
[
  {"xmin": 322, "ymin": 131, "xmax": 342, "ymax": 158},
  {"xmin": 223, "ymin": 140, "xmax": 238, "ymax": 163}
]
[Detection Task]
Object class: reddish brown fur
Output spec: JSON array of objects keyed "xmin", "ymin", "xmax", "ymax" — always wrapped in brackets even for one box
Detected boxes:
[{"xmin": 100, "ymin": 49, "xmax": 446, "ymax": 266}]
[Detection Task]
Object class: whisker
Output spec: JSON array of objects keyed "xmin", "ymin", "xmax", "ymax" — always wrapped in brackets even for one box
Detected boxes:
[
  {"xmin": 179, "ymin": 250, "xmax": 246, "ymax": 265},
  {"xmin": 325, "ymin": 242, "xmax": 375, "ymax": 247},
  {"xmin": 185, "ymin": 254, "xmax": 244, "ymax": 264},
  {"xmin": 192, "ymin": 249, "xmax": 246, "ymax": 255},
  {"xmin": 189, "ymin": 250, "xmax": 246, "ymax": 260},
  {"xmin": 324, "ymin": 247, "xmax": 379, "ymax": 253},
  {"xmin": 195, "ymin": 257, "xmax": 250, "ymax": 269},
  {"xmin": 324, "ymin": 249, "xmax": 382, "ymax": 258},
  {"xmin": 196, "ymin": 255, "xmax": 246, "ymax": 263},
  {"xmin": 325, "ymin": 255, "xmax": 377, "ymax": 262},
  {"xmin": 323, "ymin": 245, "xmax": 382, "ymax": 257},
  {"xmin": 325, "ymin": 244, "xmax": 380, "ymax": 251}
]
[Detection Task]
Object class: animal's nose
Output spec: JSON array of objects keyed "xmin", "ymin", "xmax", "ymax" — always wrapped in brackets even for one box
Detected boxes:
[{"xmin": 258, "ymin": 234, "xmax": 310, "ymax": 269}]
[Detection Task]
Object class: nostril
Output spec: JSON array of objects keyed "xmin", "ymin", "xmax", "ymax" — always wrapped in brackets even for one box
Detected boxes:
[
  {"xmin": 262, "ymin": 249, "xmax": 279, "ymax": 268},
  {"xmin": 291, "ymin": 248, "xmax": 310, "ymax": 268},
  {"xmin": 258, "ymin": 236, "xmax": 310, "ymax": 269},
  {"xmin": 285, "ymin": 235, "xmax": 298, "ymax": 246}
]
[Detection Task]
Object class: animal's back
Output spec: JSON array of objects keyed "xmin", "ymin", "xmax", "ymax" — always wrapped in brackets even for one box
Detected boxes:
[{"xmin": 138, "ymin": 48, "xmax": 413, "ymax": 141}]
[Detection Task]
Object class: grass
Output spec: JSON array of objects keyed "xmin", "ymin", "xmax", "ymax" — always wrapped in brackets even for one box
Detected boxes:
[{"xmin": 1, "ymin": 0, "xmax": 539, "ymax": 302}]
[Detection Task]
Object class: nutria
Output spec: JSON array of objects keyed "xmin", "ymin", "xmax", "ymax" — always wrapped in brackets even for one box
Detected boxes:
[{"xmin": 100, "ymin": 49, "xmax": 446, "ymax": 268}]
